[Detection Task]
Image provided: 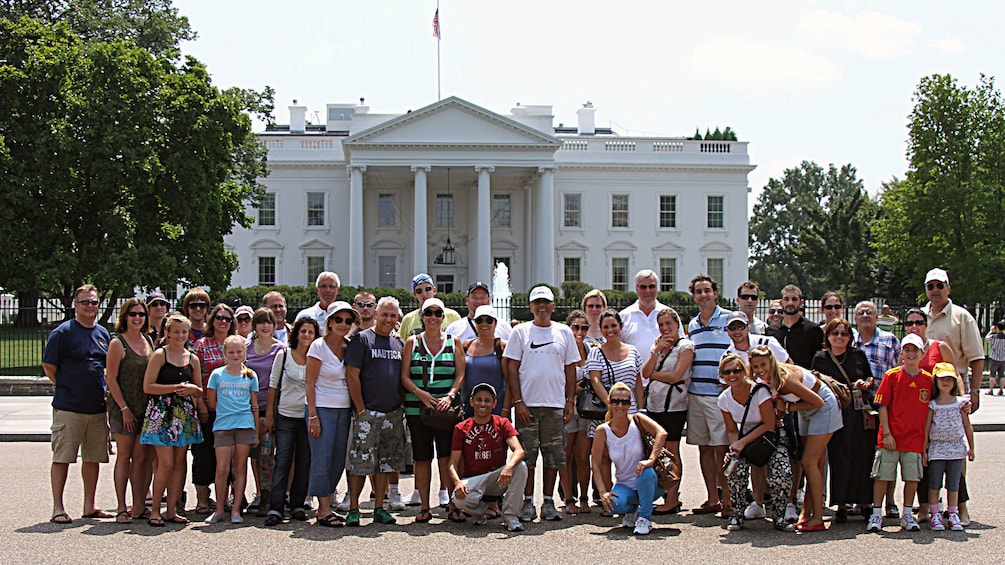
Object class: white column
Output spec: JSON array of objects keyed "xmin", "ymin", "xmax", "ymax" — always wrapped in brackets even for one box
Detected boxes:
[
  {"xmin": 411, "ymin": 165, "xmax": 430, "ymax": 275},
  {"xmin": 348, "ymin": 165, "xmax": 366, "ymax": 285},
  {"xmin": 536, "ymin": 166, "xmax": 555, "ymax": 284},
  {"xmin": 475, "ymin": 166, "xmax": 494, "ymax": 284},
  {"xmin": 523, "ymin": 183, "xmax": 534, "ymax": 287}
]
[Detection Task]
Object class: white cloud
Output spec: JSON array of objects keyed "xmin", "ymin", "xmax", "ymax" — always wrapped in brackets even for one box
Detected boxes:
[
  {"xmin": 689, "ymin": 36, "xmax": 841, "ymax": 89},
  {"xmin": 928, "ymin": 37, "xmax": 967, "ymax": 55},
  {"xmin": 798, "ymin": 10, "xmax": 922, "ymax": 58}
]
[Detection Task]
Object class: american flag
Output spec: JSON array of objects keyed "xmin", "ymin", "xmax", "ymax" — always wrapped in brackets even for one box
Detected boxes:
[{"xmin": 432, "ymin": 8, "xmax": 440, "ymax": 39}]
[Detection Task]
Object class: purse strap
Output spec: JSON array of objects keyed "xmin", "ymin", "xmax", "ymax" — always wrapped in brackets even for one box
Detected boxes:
[
  {"xmin": 827, "ymin": 350, "xmax": 854, "ymax": 387},
  {"xmin": 645, "ymin": 344, "xmax": 684, "ymax": 412},
  {"xmin": 273, "ymin": 348, "xmax": 287, "ymax": 419},
  {"xmin": 597, "ymin": 348, "xmax": 614, "ymax": 390},
  {"xmin": 738, "ymin": 383, "xmax": 769, "ymax": 439}
]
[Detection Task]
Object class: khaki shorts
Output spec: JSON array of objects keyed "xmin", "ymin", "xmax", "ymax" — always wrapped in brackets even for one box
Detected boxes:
[
  {"xmin": 348, "ymin": 408, "xmax": 410, "ymax": 475},
  {"xmin": 685, "ymin": 394, "xmax": 728, "ymax": 446},
  {"xmin": 213, "ymin": 428, "xmax": 258, "ymax": 447},
  {"xmin": 871, "ymin": 448, "xmax": 923, "ymax": 482},
  {"xmin": 517, "ymin": 407, "xmax": 566, "ymax": 470},
  {"xmin": 51, "ymin": 409, "xmax": 109, "ymax": 464}
]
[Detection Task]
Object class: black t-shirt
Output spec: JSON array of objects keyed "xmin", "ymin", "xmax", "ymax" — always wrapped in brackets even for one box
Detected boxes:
[
  {"xmin": 345, "ymin": 328, "xmax": 404, "ymax": 413},
  {"xmin": 766, "ymin": 317, "xmax": 824, "ymax": 369}
]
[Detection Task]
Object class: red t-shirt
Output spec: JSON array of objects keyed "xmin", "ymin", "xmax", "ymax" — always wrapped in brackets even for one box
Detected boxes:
[
  {"xmin": 451, "ymin": 415, "xmax": 518, "ymax": 478},
  {"xmin": 873, "ymin": 366, "xmax": 933, "ymax": 453}
]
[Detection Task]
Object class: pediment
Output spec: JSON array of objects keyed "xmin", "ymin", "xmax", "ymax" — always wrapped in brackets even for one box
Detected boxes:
[
  {"xmin": 344, "ymin": 96, "xmax": 561, "ymax": 149},
  {"xmin": 298, "ymin": 238, "xmax": 334, "ymax": 251},
  {"xmin": 652, "ymin": 241, "xmax": 684, "ymax": 252},
  {"xmin": 249, "ymin": 238, "xmax": 283, "ymax": 250},
  {"xmin": 605, "ymin": 240, "xmax": 637, "ymax": 252},
  {"xmin": 557, "ymin": 240, "xmax": 590, "ymax": 252},
  {"xmin": 700, "ymin": 241, "xmax": 732, "ymax": 253}
]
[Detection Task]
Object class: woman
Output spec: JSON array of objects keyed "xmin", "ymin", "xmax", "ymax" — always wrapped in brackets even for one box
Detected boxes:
[
  {"xmin": 245, "ymin": 307, "xmax": 287, "ymax": 515},
  {"xmin": 106, "ymin": 298, "xmax": 153, "ymax": 523},
  {"xmin": 305, "ymin": 301, "xmax": 359, "ymax": 527},
  {"xmin": 461, "ymin": 305, "xmax": 509, "ymax": 416},
  {"xmin": 642, "ymin": 308, "xmax": 693, "ymax": 514},
  {"xmin": 717, "ymin": 353, "xmax": 793, "ymax": 532},
  {"xmin": 592, "ymin": 382, "xmax": 667, "ymax": 536},
  {"xmin": 191, "ymin": 303, "xmax": 236, "ymax": 514},
  {"xmin": 401, "ymin": 297, "xmax": 466, "ymax": 523},
  {"xmin": 561, "ymin": 309, "xmax": 594, "ymax": 515},
  {"xmin": 587, "ymin": 310, "xmax": 644, "ymax": 416},
  {"xmin": 235, "ymin": 305, "xmax": 254, "ymax": 339},
  {"xmin": 767, "ymin": 300, "xmax": 783, "ymax": 327},
  {"xmin": 140, "ymin": 314, "xmax": 204, "ymax": 526},
  {"xmin": 581, "ymin": 289, "xmax": 608, "ymax": 347},
  {"xmin": 264, "ymin": 317, "xmax": 319, "ymax": 526},
  {"xmin": 181, "ymin": 289, "xmax": 211, "ymax": 344},
  {"xmin": 749, "ymin": 346, "xmax": 839, "ymax": 532},
  {"xmin": 810, "ymin": 318, "xmax": 874, "ymax": 523},
  {"xmin": 819, "ymin": 291, "xmax": 844, "ymax": 325}
]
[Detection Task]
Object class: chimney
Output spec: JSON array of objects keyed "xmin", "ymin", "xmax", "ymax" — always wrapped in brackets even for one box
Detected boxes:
[
  {"xmin": 289, "ymin": 100, "xmax": 306, "ymax": 134},
  {"xmin": 355, "ymin": 97, "xmax": 369, "ymax": 115},
  {"xmin": 576, "ymin": 101, "xmax": 596, "ymax": 135}
]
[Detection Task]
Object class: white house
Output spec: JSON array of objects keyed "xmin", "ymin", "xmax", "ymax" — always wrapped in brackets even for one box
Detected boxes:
[{"xmin": 225, "ymin": 96, "xmax": 754, "ymax": 294}]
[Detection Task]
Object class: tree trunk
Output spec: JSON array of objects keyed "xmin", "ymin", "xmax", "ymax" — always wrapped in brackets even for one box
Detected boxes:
[{"xmin": 14, "ymin": 289, "xmax": 42, "ymax": 328}]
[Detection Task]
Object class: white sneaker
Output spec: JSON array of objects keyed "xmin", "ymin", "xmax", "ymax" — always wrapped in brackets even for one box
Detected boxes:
[
  {"xmin": 784, "ymin": 503, "xmax": 799, "ymax": 523},
  {"xmin": 504, "ymin": 516, "xmax": 524, "ymax": 532},
  {"xmin": 901, "ymin": 514, "xmax": 921, "ymax": 532},
  {"xmin": 204, "ymin": 512, "xmax": 225, "ymax": 524},
  {"xmin": 621, "ymin": 512, "xmax": 636, "ymax": 528},
  {"xmin": 335, "ymin": 492, "xmax": 350, "ymax": 513},
  {"xmin": 406, "ymin": 490, "xmax": 422, "ymax": 506},
  {"xmin": 743, "ymin": 501, "xmax": 766, "ymax": 520},
  {"xmin": 948, "ymin": 512, "xmax": 964, "ymax": 531},
  {"xmin": 438, "ymin": 489, "xmax": 450, "ymax": 508},
  {"xmin": 928, "ymin": 512, "xmax": 945, "ymax": 531},
  {"xmin": 727, "ymin": 516, "xmax": 743, "ymax": 531},
  {"xmin": 389, "ymin": 490, "xmax": 406, "ymax": 511},
  {"xmin": 633, "ymin": 516, "xmax": 652, "ymax": 535},
  {"xmin": 866, "ymin": 513, "xmax": 883, "ymax": 532}
]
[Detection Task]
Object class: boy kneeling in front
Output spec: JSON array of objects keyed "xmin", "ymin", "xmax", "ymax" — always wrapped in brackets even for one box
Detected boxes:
[{"xmin": 448, "ymin": 383, "xmax": 528, "ymax": 532}]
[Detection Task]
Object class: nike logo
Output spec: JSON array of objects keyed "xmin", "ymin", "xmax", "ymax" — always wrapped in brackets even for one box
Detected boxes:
[{"xmin": 530, "ymin": 341, "xmax": 553, "ymax": 349}]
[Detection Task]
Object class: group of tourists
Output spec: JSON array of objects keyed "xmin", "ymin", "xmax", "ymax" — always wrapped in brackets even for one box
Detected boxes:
[{"xmin": 42, "ymin": 266, "xmax": 981, "ymax": 536}]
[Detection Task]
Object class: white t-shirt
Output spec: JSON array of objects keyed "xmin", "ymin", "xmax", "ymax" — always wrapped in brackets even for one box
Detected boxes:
[
  {"xmin": 718, "ymin": 384, "xmax": 774, "ymax": 435},
  {"xmin": 725, "ymin": 335, "xmax": 789, "ymax": 365},
  {"xmin": 775, "ymin": 368, "xmax": 817, "ymax": 402},
  {"xmin": 306, "ymin": 338, "xmax": 351, "ymax": 409},
  {"xmin": 269, "ymin": 349, "xmax": 308, "ymax": 418},
  {"xmin": 503, "ymin": 322, "xmax": 581, "ymax": 408},
  {"xmin": 445, "ymin": 316, "xmax": 513, "ymax": 343}
]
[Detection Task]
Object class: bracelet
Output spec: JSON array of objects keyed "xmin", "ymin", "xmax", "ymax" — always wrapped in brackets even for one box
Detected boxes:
[
  {"xmin": 513, "ymin": 399, "xmax": 524, "ymax": 405},
  {"xmin": 120, "ymin": 406, "xmax": 129, "ymax": 411},
  {"xmin": 309, "ymin": 415, "xmax": 319, "ymax": 421}
]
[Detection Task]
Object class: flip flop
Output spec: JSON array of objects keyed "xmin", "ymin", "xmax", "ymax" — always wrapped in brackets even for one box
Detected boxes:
[
  {"xmin": 448, "ymin": 508, "xmax": 467, "ymax": 523},
  {"xmin": 653, "ymin": 502, "xmax": 683, "ymax": 515},
  {"xmin": 131, "ymin": 507, "xmax": 151, "ymax": 520},
  {"xmin": 316, "ymin": 513, "xmax": 344, "ymax": 527},
  {"xmin": 564, "ymin": 499, "xmax": 578, "ymax": 515},
  {"xmin": 194, "ymin": 505, "xmax": 212, "ymax": 515},
  {"xmin": 115, "ymin": 510, "xmax": 133, "ymax": 524},
  {"xmin": 579, "ymin": 502, "xmax": 592, "ymax": 514},
  {"xmin": 164, "ymin": 515, "xmax": 189, "ymax": 524},
  {"xmin": 147, "ymin": 517, "xmax": 165, "ymax": 527},
  {"xmin": 82, "ymin": 509, "xmax": 115, "ymax": 518},
  {"xmin": 50, "ymin": 513, "xmax": 72, "ymax": 524},
  {"xmin": 415, "ymin": 509, "xmax": 433, "ymax": 523},
  {"xmin": 483, "ymin": 508, "xmax": 502, "ymax": 520}
]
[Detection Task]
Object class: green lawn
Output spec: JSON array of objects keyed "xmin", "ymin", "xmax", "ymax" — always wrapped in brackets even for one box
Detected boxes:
[{"xmin": 0, "ymin": 326, "xmax": 50, "ymax": 375}]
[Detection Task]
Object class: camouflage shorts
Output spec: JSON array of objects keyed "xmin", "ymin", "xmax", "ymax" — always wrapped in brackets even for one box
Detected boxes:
[
  {"xmin": 348, "ymin": 408, "xmax": 411, "ymax": 476},
  {"xmin": 516, "ymin": 407, "xmax": 566, "ymax": 469}
]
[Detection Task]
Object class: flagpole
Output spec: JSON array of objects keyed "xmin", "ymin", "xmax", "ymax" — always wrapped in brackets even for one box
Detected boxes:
[{"xmin": 436, "ymin": 1, "xmax": 441, "ymax": 100}]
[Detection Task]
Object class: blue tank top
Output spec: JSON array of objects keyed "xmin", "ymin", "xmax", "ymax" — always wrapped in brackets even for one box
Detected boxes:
[{"xmin": 463, "ymin": 352, "xmax": 506, "ymax": 416}]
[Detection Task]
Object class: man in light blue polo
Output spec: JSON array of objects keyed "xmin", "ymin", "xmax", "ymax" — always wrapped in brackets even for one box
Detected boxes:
[{"xmin": 686, "ymin": 274, "xmax": 732, "ymax": 516}]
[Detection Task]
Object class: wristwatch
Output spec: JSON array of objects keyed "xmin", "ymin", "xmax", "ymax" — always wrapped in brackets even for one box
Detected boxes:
[{"xmin": 448, "ymin": 391, "xmax": 457, "ymax": 400}]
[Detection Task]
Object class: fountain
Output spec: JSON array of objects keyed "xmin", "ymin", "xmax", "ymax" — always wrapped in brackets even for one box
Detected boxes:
[{"xmin": 491, "ymin": 262, "xmax": 512, "ymax": 326}]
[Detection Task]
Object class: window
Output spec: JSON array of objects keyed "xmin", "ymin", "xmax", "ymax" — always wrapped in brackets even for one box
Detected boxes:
[
  {"xmin": 563, "ymin": 193, "xmax": 582, "ymax": 228},
  {"xmin": 307, "ymin": 256, "xmax": 325, "ymax": 285},
  {"xmin": 436, "ymin": 274, "xmax": 454, "ymax": 294},
  {"xmin": 307, "ymin": 192, "xmax": 325, "ymax": 226},
  {"xmin": 611, "ymin": 194, "xmax": 629, "ymax": 228},
  {"xmin": 328, "ymin": 107, "xmax": 354, "ymax": 121},
  {"xmin": 258, "ymin": 192, "xmax": 276, "ymax": 226},
  {"xmin": 707, "ymin": 195, "xmax": 724, "ymax": 229},
  {"xmin": 659, "ymin": 195, "xmax": 676, "ymax": 228},
  {"xmin": 659, "ymin": 258, "xmax": 676, "ymax": 292},
  {"xmin": 564, "ymin": 258, "xmax": 581, "ymax": 282},
  {"xmin": 436, "ymin": 194, "xmax": 454, "ymax": 227},
  {"xmin": 259, "ymin": 256, "xmax": 276, "ymax": 286},
  {"xmin": 378, "ymin": 256, "xmax": 396, "ymax": 287},
  {"xmin": 492, "ymin": 194, "xmax": 511, "ymax": 228},
  {"xmin": 611, "ymin": 257, "xmax": 629, "ymax": 291},
  {"xmin": 378, "ymin": 193, "xmax": 396, "ymax": 227},
  {"xmin": 707, "ymin": 258, "xmax": 724, "ymax": 285}
]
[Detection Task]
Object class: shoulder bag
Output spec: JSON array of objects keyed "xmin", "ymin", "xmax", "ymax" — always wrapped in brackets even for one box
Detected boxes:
[
  {"xmin": 576, "ymin": 347, "xmax": 612, "ymax": 420},
  {"xmin": 813, "ymin": 361, "xmax": 852, "ymax": 411},
  {"xmin": 417, "ymin": 335, "xmax": 465, "ymax": 432},
  {"xmin": 738, "ymin": 383, "xmax": 779, "ymax": 467},
  {"xmin": 643, "ymin": 343, "xmax": 685, "ymax": 413},
  {"xmin": 637, "ymin": 418, "xmax": 680, "ymax": 491}
]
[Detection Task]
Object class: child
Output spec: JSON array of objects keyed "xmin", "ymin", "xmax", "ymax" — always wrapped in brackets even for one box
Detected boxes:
[
  {"xmin": 205, "ymin": 335, "xmax": 260, "ymax": 524},
  {"xmin": 924, "ymin": 362, "xmax": 975, "ymax": 531},
  {"xmin": 866, "ymin": 333, "xmax": 932, "ymax": 533}
]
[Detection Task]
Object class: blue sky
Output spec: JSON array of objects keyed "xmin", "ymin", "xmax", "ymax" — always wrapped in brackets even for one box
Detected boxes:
[{"xmin": 172, "ymin": 0, "xmax": 1003, "ymax": 205}]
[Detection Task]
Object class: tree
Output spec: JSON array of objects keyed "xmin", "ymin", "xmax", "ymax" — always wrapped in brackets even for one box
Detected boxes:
[
  {"xmin": 873, "ymin": 74, "xmax": 1005, "ymax": 305},
  {"xmin": 749, "ymin": 161, "xmax": 880, "ymax": 299}
]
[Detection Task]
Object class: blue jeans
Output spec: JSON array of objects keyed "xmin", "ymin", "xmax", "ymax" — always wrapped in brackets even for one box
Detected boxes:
[
  {"xmin": 608, "ymin": 467, "xmax": 659, "ymax": 520},
  {"xmin": 305, "ymin": 406, "xmax": 352, "ymax": 498},
  {"xmin": 268, "ymin": 414, "xmax": 311, "ymax": 515}
]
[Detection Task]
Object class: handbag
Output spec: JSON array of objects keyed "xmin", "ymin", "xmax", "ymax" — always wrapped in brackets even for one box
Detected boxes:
[
  {"xmin": 638, "ymin": 420, "xmax": 680, "ymax": 491},
  {"xmin": 576, "ymin": 348, "xmax": 613, "ymax": 420},
  {"xmin": 415, "ymin": 335, "xmax": 465, "ymax": 432},
  {"xmin": 814, "ymin": 361, "xmax": 852, "ymax": 411},
  {"xmin": 738, "ymin": 383, "xmax": 779, "ymax": 466},
  {"xmin": 643, "ymin": 343, "xmax": 685, "ymax": 414}
]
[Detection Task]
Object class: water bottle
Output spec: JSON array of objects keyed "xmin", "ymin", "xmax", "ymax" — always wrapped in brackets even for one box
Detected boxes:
[
  {"xmin": 852, "ymin": 388, "xmax": 864, "ymax": 410},
  {"xmin": 724, "ymin": 455, "xmax": 739, "ymax": 476}
]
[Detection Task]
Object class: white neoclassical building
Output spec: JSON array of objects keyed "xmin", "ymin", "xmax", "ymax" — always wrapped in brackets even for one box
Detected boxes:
[{"xmin": 225, "ymin": 96, "xmax": 754, "ymax": 294}]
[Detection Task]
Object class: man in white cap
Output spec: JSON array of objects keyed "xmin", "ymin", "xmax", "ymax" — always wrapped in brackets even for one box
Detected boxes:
[
  {"xmin": 399, "ymin": 273, "xmax": 461, "ymax": 338},
  {"xmin": 503, "ymin": 286, "xmax": 580, "ymax": 522},
  {"xmin": 446, "ymin": 281, "xmax": 512, "ymax": 342},
  {"xmin": 724, "ymin": 311, "xmax": 790, "ymax": 365}
]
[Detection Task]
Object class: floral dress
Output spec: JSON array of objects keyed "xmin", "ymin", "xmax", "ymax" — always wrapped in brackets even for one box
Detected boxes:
[{"xmin": 140, "ymin": 349, "xmax": 203, "ymax": 447}]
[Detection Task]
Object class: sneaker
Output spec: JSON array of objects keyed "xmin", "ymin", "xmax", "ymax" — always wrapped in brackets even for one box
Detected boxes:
[
  {"xmin": 541, "ymin": 500, "xmax": 562, "ymax": 521},
  {"xmin": 389, "ymin": 491, "xmax": 406, "ymax": 511},
  {"xmin": 866, "ymin": 513, "xmax": 883, "ymax": 532},
  {"xmin": 291, "ymin": 508, "xmax": 307, "ymax": 521},
  {"xmin": 406, "ymin": 490, "xmax": 422, "ymax": 506},
  {"xmin": 774, "ymin": 519, "xmax": 796, "ymax": 532},
  {"xmin": 621, "ymin": 512, "xmax": 637, "ymax": 528},
  {"xmin": 929, "ymin": 512, "xmax": 945, "ymax": 531},
  {"xmin": 438, "ymin": 489, "xmax": 450, "ymax": 508},
  {"xmin": 230, "ymin": 512, "xmax": 244, "ymax": 524},
  {"xmin": 901, "ymin": 514, "xmax": 921, "ymax": 531},
  {"xmin": 519, "ymin": 500, "xmax": 537, "ymax": 522},
  {"xmin": 886, "ymin": 504, "xmax": 899, "ymax": 519},
  {"xmin": 784, "ymin": 503, "xmax": 799, "ymax": 523},
  {"xmin": 504, "ymin": 516, "xmax": 523, "ymax": 532},
  {"xmin": 345, "ymin": 509, "xmax": 361, "ymax": 527},
  {"xmin": 204, "ymin": 512, "xmax": 225, "ymax": 524},
  {"xmin": 335, "ymin": 492, "xmax": 350, "ymax": 513},
  {"xmin": 948, "ymin": 513, "xmax": 964, "ymax": 531},
  {"xmin": 634, "ymin": 516, "xmax": 652, "ymax": 535},
  {"xmin": 373, "ymin": 507, "xmax": 397, "ymax": 525},
  {"xmin": 727, "ymin": 516, "xmax": 742, "ymax": 531},
  {"xmin": 743, "ymin": 501, "xmax": 766, "ymax": 520}
]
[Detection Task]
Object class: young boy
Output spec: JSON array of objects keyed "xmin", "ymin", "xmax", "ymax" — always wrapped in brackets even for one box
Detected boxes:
[{"xmin": 866, "ymin": 333, "xmax": 933, "ymax": 532}]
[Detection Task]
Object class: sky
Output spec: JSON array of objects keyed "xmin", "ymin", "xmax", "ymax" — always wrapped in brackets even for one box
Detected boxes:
[{"xmin": 171, "ymin": 0, "xmax": 1003, "ymax": 207}]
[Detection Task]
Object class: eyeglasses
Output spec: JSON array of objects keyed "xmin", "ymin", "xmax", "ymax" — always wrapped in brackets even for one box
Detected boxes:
[
  {"xmin": 727, "ymin": 324, "xmax": 747, "ymax": 331},
  {"xmin": 76, "ymin": 299, "xmax": 100, "ymax": 306},
  {"xmin": 423, "ymin": 309, "xmax": 444, "ymax": 318},
  {"xmin": 127, "ymin": 311, "xmax": 147, "ymax": 318},
  {"xmin": 188, "ymin": 302, "xmax": 209, "ymax": 310},
  {"xmin": 769, "ymin": 308, "xmax": 783, "ymax": 314},
  {"xmin": 570, "ymin": 323, "xmax": 589, "ymax": 331},
  {"xmin": 214, "ymin": 315, "xmax": 233, "ymax": 322},
  {"xmin": 609, "ymin": 398, "xmax": 632, "ymax": 406},
  {"xmin": 738, "ymin": 294, "xmax": 758, "ymax": 301},
  {"xmin": 823, "ymin": 304, "xmax": 843, "ymax": 311},
  {"xmin": 474, "ymin": 316, "xmax": 496, "ymax": 324},
  {"xmin": 329, "ymin": 316, "xmax": 353, "ymax": 325},
  {"xmin": 416, "ymin": 286, "xmax": 434, "ymax": 294},
  {"xmin": 927, "ymin": 282, "xmax": 946, "ymax": 291},
  {"xmin": 829, "ymin": 331, "xmax": 851, "ymax": 337},
  {"xmin": 904, "ymin": 320, "xmax": 927, "ymax": 327},
  {"xmin": 236, "ymin": 315, "xmax": 252, "ymax": 323},
  {"xmin": 355, "ymin": 301, "xmax": 376, "ymax": 308},
  {"xmin": 721, "ymin": 368, "xmax": 745, "ymax": 376},
  {"xmin": 317, "ymin": 284, "xmax": 338, "ymax": 290}
]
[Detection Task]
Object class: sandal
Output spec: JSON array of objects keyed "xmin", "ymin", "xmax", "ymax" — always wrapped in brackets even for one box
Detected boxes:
[
  {"xmin": 565, "ymin": 499, "xmax": 578, "ymax": 515},
  {"xmin": 147, "ymin": 517, "xmax": 165, "ymax": 527},
  {"xmin": 194, "ymin": 505, "xmax": 212, "ymax": 515},
  {"xmin": 49, "ymin": 513, "xmax": 73, "ymax": 524},
  {"xmin": 579, "ymin": 501, "xmax": 592, "ymax": 514},
  {"xmin": 415, "ymin": 509, "xmax": 433, "ymax": 523},
  {"xmin": 164, "ymin": 515, "xmax": 189, "ymax": 524},
  {"xmin": 82, "ymin": 509, "xmax": 114, "ymax": 518},
  {"xmin": 131, "ymin": 507, "xmax": 151, "ymax": 520},
  {"xmin": 448, "ymin": 508, "xmax": 467, "ymax": 523},
  {"xmin": 115, "ymin": 510, "xmax": 133, "ymax": 524},
  {"xmin": 483, "ymin": 508, "xmax": 502, "ymax": 520},
  {"xmin": 316, "ymin": 513, "xmax": 344, "ymax": 527}
]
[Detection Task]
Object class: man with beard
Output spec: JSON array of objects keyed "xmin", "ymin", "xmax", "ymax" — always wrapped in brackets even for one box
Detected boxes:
[{"xmin": 766, "ymin": 284, "xmax": 823, "ymax": 369}]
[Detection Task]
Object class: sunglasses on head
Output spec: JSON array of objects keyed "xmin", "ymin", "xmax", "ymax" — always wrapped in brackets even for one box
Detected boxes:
[
  {"xmin": 423, "ymin": 309, "xmax": 444, "ymax": 318},
  {"xmin": 927, "ymin": 282, "xmax": 946, "ymax": 290},
  {"xmin": 76, "ymin": 299, "xmax": 100, "ymax": 306},
  {"xmin": 474, "ymin": 316, "xmax": 496, "ymax": 324},
  {"xmin": 127, "ymin": 311, "xmax": 147, "ymax": 318},
  {"xmin": 721, "ymin": 367, "xmax": 745, "ymax": 376},
  {"xmin": 823, "ymin": 304, "xmax": 842, "ymax": 310},
  {"xmin": 609, "ymin": 397, "xmax": 631, "ymax": 406},
  {"xmin": 570, "ymin": 323, "xmax": 589, "ymax": 331},
  {"xmin": 355, "ymin": 301, "xmax": 376, "ymax": 308},
  {"xmin": 329, "ymin": 315, "xmax": 353, "ymax": 325},
  {"xmin": 904, "ymin": 320, "xmax": 927, "ymax": 327},
  {"xmin": 214, "ymin": 314, "xmax": 233, "ymax": 322}
]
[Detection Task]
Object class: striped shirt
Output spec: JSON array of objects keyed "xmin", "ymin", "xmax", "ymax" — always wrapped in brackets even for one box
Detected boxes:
[
  {"xmin": 987, "ymin": 332, "xmax": 1005, "ymax": 362},
  {"xmin": 404, "ymin": 334, "xmax": 457, "ymax": 416},
  {"xmin": 687, "ymin": 306, "xmax": 732, "ymax": 396},
  {"xmin": 853, "ymin": 328, "xmax": 901, "ymax": 396}
]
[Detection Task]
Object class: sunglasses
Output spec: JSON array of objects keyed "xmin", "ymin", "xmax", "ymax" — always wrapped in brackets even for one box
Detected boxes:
[
  {"xmin": 317, "ymin": 284, "xmax": 338, "ymax": 290},
  {"xmin": 727, "ymin": 323, "xmax": 747, "ymax": 331},
  {"xmin": 214, "ymin": 315, "xmax": 233, "ymax": 322},
  {"xmin": 829, "ymin": 331, "xmax": 851, "ymax": 337},
  {"xmin": 474, "ymin": 316, "xmax": 496, "ymax": 324},
  {"xmin": 416, "ymin": 286, "xmax": 434, "ymax": 294},
  {"xmin": 149, "ymin": 301, "xmax": 168, "ymax": 308},
  {"xmin": 738, "ymin": 294, "xmax": 758, "ymax": 301},
  {"xmin": 127, "ymin": 311, "xmax": 147, "ymax": 318},
  {"xmin": 904, "ymin": 320, "xmax": 927, "ymax": 327},
  {"xmin": 355, "ymin": 301, "xmax": 376, "ymax": 308},
  {"xmin": 585, "ymin": 304, "xmax": 605, "ymax": 309},
  {"xmin": 769, "ymin": 308, "xmax": 783, "ymax": 314},
  {"xmin": 609, "ymin": 398, "xmax": 632, "ymax": 406},
  {"xmin": 76, "ymin": 299, "xmax": 100, "ymax": 306},
  {"xmin": 721, "ymin": 367, "xmax": 745, "ymax": 376},
  {"xmin": 823, "ymin": 304, "xmax": 843, "ymax": 310},
  {"xmin": 188, "ymin": 302, "xmax": 209, "ymax": 309},
  {"xmin": 329, "ymin": 315, "xmax": 353, "ymax": 325},
  {"xmin": 236, "ymin": 315, "xmax": 252, "ymax": 323},
  {"xmin": 927, "ymin": 282, "xmax": 946, "ymax": 291},
  {"xmin": 638, "ymin": 284, "xmax": 657, "ymax": 290},
  {"xmin": 423, "ymin": 309, "xmax": 444, "ymax": 318},
  {"xmin": 855, "ymin": 310, "xmax": 875, "ymax": 316},
  {"xmin": 570, "ymin": 323, "xmax": 590, "ymax": 331}
]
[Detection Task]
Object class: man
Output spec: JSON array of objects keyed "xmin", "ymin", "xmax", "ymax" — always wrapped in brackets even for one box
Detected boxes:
[
  {"xmin": 685, "ymin": 274, "xmax": 732, "ymax": 517},
  {"xmin": 42, "ymin": 284, "xmax": 112, "ymax": 524},
  {"xmin": 620, "ymin": 269, "xmax": 670, "ymax": 356},
  {"xmin": 350, "ymin": 290, "xmax": 377, "ymax": 335},
  {"xmin": 262, "ymin": 290, "xmax": 290, "ymax": 342},
  {"xmin": 445, "ymin": 281, "xmax": 512, "ymax": 342},
  {"xmin": 344, "ymin": 296, "xmax": 409, "ymax": 526},
  {"xmin": 295, "ymin": 271, "xmax": 341, "ymax": 324},
  {"xmin": 181, "ymin": 288, "xmax": 211, "ymax": 343},
  {"xmin": 145, "ymin": 291, "xmax": 169, "ymax": 343},
  {"xmin": 766, "ymin": 284, "xmax": 824, "ymax": 369},
  {"xmin": 503, "ymin": 286, "xmax": 579, "ymax": 522},
  {"xmin": 399, "ymin": 273, "xmax": 461, "ymax": 337},
  {"xmin": 448, "ymin": 383, "xmax": 528, "ymax": 532},
  {"xmin": 724, "ymin": 311, "xmax": 789, "ymax": 364},
  {"xmin": 735, "ymin": 281, "xmax": 767, "ymax": 335}
]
